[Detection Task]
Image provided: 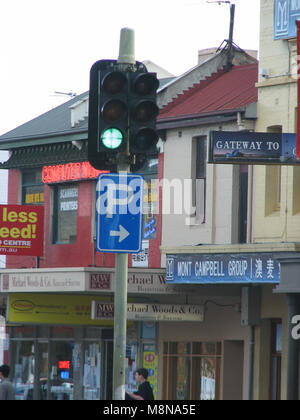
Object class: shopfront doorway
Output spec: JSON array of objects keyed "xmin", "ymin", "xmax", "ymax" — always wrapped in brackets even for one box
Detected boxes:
[
  {"xmin": 162, "ymin": 341, "xmax": 221, "ymax": 400},
  {"xmin": 9, "ymin": 325, "xmax": 114, "ymax": 400}
]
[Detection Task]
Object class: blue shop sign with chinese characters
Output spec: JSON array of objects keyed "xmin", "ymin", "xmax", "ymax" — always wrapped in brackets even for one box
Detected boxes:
[{"xmin": 166, "ymin": 253, "xmax": 280, "ymax": 285}]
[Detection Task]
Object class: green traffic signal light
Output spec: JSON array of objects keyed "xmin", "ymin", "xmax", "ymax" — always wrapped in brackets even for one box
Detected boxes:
[
  {"xmin": 101, "ymin": 128, "xmax": 124, "ymax": 150},
  {"xmin": 88, "ymin": 60, "xmax": 158, "ymax": 171}
]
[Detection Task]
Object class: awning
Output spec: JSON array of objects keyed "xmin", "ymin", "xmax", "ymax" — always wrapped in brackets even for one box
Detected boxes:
[{"xmin": 0, "ymin": 141, "xmax": 88, "ymax": 169}]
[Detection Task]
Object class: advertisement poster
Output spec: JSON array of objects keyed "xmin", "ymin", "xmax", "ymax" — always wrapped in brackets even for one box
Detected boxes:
[
  {"xmin": 143, "ymin": 347, "xmax": 158, "ymax": 400},
  {"xmin": 0, "ymin": 204, "xmax": 44, "ymax": 256}
]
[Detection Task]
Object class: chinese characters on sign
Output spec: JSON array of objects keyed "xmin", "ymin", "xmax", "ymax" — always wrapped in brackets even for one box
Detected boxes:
[{"xmin": 166, "ymin": 253, "xmax": 280, "ymax": 284}]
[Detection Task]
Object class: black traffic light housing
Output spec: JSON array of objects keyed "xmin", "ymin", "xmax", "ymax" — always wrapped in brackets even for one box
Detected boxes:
[
  {"xmin": 88, "ymin": 59, "xmax": 128, "ymax": 171},
  {"xmin": 88, "ymin": 60, "xmax": 159, "ymax": 172},
  {"xmin": 129, "ymin": 70, "xmax": 159, "ymax": 171}
]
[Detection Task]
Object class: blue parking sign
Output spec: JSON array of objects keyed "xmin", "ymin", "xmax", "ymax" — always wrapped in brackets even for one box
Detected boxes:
[{"xmin": 96, "ymin": 173, "xmax": 144, "ymax": 253}]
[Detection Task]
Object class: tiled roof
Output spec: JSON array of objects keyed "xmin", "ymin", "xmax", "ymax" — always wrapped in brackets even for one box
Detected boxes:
[{"xmin": 158, "ymin": 63, "xmax": 258, "ymax": 121}]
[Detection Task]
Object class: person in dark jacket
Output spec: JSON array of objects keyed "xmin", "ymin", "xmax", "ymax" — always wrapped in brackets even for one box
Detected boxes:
[
  {"xmin": 125, "ymin": 368, "xmax": 154, "ymax": 400},
  {"xmin": 0, "ymin": 365, "xmax": 15, "ymax": 400}
]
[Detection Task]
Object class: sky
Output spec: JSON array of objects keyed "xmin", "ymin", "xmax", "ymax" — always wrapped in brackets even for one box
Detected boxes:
[{"xmin": 0, "ymin": 0, "xmax": 260, "ymax": 136}]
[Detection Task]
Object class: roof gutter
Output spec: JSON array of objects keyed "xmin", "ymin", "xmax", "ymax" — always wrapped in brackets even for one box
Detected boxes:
[{"xmin": 157, "ymin": 107, "xmax": 247, "ymax": 131}]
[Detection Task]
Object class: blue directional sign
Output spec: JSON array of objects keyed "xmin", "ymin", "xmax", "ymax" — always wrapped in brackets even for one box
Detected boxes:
[{"xmin": 96, "ymin": 173, "xmax": 144, "ymax": 253}]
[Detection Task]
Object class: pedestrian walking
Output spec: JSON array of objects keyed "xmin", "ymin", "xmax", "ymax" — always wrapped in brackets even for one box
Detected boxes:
[
  {"xmin": 0, "ymin": 364, "xmax": 15, "ymax": 400},
  {"xmin": 125, "ymin": 368, "xmax": 154, "ymax": 400}
]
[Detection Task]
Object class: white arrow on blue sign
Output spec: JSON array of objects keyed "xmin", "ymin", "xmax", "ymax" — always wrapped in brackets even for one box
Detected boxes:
[{"xmin": 96, "ymin": 173, "xmax": 144, "ymax": 253}]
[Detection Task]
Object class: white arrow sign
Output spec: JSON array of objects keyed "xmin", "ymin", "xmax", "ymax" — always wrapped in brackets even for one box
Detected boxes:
[{"xmin": 110, "ymin": 225, "xmax": 130, "ymax": 243}]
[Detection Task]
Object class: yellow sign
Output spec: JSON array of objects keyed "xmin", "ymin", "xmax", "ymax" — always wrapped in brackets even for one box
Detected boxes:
[
  {"xmin": 8, "ymin": 293, "xmax": 114, "ymax": 326},
  {"xmin": 143, "ymin": 350, "xmax": 158, "ymax": 399}
]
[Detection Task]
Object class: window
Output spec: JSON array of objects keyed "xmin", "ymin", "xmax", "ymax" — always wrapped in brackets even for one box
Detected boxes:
[
  {"xmin": 292, "ymin": 167, "xmax": 300, "ymax": 214},
  {"xmin": 265, "ymin": 126, "xmax": 282, "ymax": 216},
  {"xmin": 265, "ymin": 166, "xmax": 281, "ymax": 215},
  {"xmin": 22, "ymin": 169, "xmax": 44, "ymax": 205},
  {"xmin": 53, "ymin": 184, "xmax": 78, "ymax": 244},
  {"xmin": 193, "ymin": 137, "xmax": 207, "ymax": 224},
  {"xmin": 239, "ymin": 166, "xmax": 248, "ymax": 243},
  {"xmin": 270, "ymin": 321, "xmax": 282, "ymax": 400},
  {"xmin": 163, "ymin": 341, "xmax": 221, "ymax": 400}
]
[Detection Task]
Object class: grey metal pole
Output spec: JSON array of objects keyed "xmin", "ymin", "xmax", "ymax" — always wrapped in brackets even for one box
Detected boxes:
[
  {"xmin": 226, "ymin": 3, "xmax": 235, "ymax": 71},
  {"xmin": 112, "ymin": 27, "xmax": 135, "ymax": 400},
  {"xmin": 113, "ymin": 249, "xmax": 129, "ymax": 399}
]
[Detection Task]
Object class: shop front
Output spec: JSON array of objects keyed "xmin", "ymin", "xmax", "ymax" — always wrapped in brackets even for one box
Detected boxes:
[
  {"xmin": 160, "ymin": 244, "xmax": 286, "ymax": 400},
  {"xmin": 0, "ymin": 266, "xmax": 190, "ymax": 400},
  {"xmin": 9, "ymin": 324, "xmax": 114, "ymax": 400},
  {"xmin": 6, "ymin": 292, "xmax": 116, "ymax": 400}
]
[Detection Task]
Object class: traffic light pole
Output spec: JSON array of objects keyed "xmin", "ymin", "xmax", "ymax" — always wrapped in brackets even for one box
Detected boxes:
[
  {"xmin": 112, "ymin": 28, "xmax": 135, "ymax": 400},
  {"xmin": 113, "ymin": 238, "xmax": 129, "ymax": 400}
]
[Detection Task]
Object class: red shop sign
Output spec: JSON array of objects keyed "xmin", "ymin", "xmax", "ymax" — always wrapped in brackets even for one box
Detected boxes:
[{"xmin": 0, "ymin": 204, "xmax": 44, "ymax": 256}]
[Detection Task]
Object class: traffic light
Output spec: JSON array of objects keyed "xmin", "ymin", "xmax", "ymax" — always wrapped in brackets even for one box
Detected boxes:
[
  {"xmin": 88, "ymin": 60, "xmax": 159, "ymax": 172},
  {"xmin": 88, "ymin": 60, "xmax": 128, "ymax": 171},
  {"xmin": 129, "ymin": 70, "xmax": 159, "ymax": 171}
]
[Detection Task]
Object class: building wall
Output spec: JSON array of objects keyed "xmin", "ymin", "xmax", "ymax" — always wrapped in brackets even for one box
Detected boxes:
[
  {"xmin": 161, "ymin": 120, "xmax": 255, "ymax": 263},
  {"xmin": 6, "ymin": 153, "xmax": 163, "ymax": 270},
  {"xmin": 252, "ymin": 285, "xmax": 287, "ymax": 400},
  {"xmin": 251, "ymin": 0, "xmax": 300, "ymax": 400},
  {"xmin": 253, "ymin": 0, "xmax": 300, "ymax": 243},
  {"xmin": 158, "ymin": 297, "xmax": 250, "ymax": 400}
]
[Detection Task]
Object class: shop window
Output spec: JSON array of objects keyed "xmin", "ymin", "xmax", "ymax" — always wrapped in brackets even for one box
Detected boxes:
[
  {"xmin": 12, "ymin": 326, "xmax": 36, "ymax": 338},
  {"xmin": 22, "ymin": 169, "xmax": 44, "ymax": 205},
  {"xmin": 163, "ymin": 341, "xmax": 221, "ymax": 400},
  {"xmin": 51, "ymin": 326, "xmax": 75, "ymax": 339},
  {"xmin": 12, "ymin": 341, "xmax": 36, "ymax": 400},
  {"xmin": 49, "ymin": 341, "xmax": 74, "ymax": 400},
  {"xmin": 52, "ymin": 184, "xmax": 78, "ymax": 244},
  {"xmin": 270, "ymin": 321, "xmax": 282, "ymax": 400},
  {"xmin": 83, "ymin": 342, "xmax": 101, "ymax": 400}
]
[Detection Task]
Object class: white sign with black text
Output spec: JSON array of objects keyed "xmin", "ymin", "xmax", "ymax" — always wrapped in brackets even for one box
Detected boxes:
[{"xmin": 91, "ymin": 301, "xmax": 204, "ymax": 322}]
